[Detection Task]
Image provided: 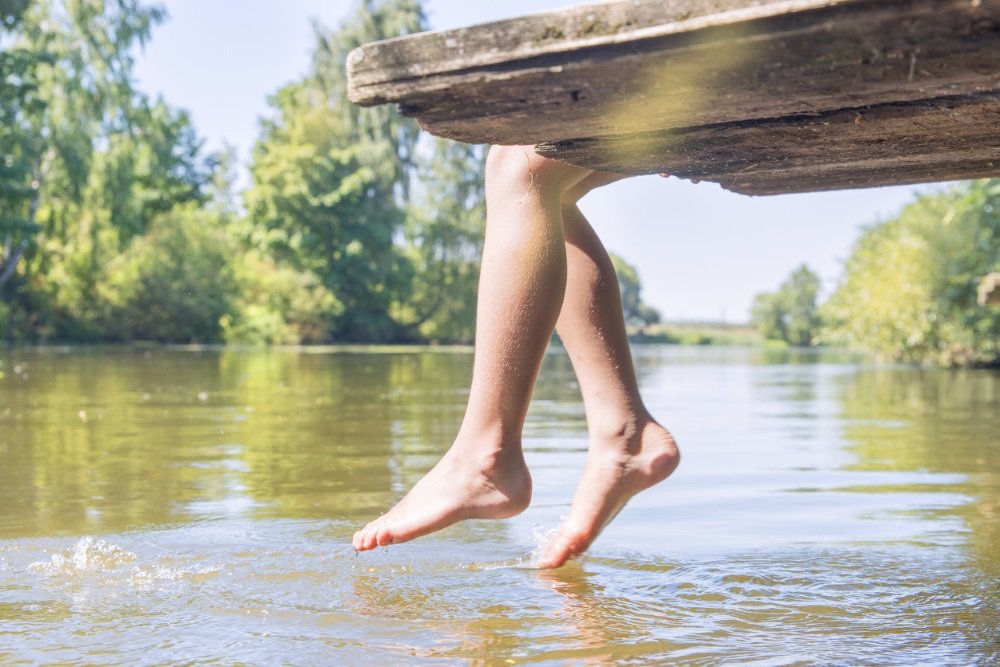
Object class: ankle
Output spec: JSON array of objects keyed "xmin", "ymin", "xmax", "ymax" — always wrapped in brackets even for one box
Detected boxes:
[
  {"xmin": 587, "ymin": 410, "xmax": 650, "ymax": 450},
  {"xmin": 452, "ymin": 423, "xmax": 522, "ymax": 461}
]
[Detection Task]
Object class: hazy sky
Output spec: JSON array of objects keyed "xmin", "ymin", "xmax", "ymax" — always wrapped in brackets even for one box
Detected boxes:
[{"xmin": 133, "ymin": 0, "xmax": 934, "ymax": 323}]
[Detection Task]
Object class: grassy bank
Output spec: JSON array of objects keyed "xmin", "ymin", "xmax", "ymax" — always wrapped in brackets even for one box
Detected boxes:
[{"xmin": 628, "ymin": 322, "xmax": 762, "ymax": 346}]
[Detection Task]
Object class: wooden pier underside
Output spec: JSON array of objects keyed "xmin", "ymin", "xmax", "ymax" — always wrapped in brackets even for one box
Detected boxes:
[{"xmin": 347, "ymin": 0, "xmax": 1000, "ymax": 195}]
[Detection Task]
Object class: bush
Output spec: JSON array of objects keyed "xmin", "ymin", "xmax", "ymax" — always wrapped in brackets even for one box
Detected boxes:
[
  {"xmin": 99, "ymin": 205, "xmax": 341, "ymax": 345},
  {"xmin": 822, "ymin": 180, "xmax": 1000, "ymax": 366},
  {"xmin": 751, "ymin": 265, "xmax": 822, "ymax": 346},
  {"xmin": 102, "ymin": 205, "xmax": 236, "ymax": 342},
  {"xmin": 222, "ymin": 250, "xmax": 340, "ymax": 345}
]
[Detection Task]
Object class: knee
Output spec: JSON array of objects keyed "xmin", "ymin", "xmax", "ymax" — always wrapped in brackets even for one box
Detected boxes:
[
  {"xmin": 485, "ymin": 145, "xmax": 588, "ymax": 202},
  {"xmin": 561, "ymin": 171, "xmax": 628, "ymax": 207}
]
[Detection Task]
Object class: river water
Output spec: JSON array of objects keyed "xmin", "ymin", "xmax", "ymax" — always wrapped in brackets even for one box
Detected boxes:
[{"xmin": 0, "ymin": 346, "xmax": 997, "ymax": 665}]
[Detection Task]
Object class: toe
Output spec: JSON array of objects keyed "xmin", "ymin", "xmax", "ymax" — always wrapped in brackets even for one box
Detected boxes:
[
  {"xmin": 360, "ymin": 523, "xmax": 381, "ymax": 551},
  {"xmin": 538, "ymin": 543, "xmax": 576, "ymax": 569},
  {"xmin": 375, "ymin": 525, "xmax": 395, "ymax": 547},
  {"xmin": 537, "ymin": 535, "xmax": 571, "ymax": 569},
  {"xmin": 538, "ymin": 528, "xmax": 591, "ymax": 569},
  {"xmin": 536, "ymin": 548, "xmax": 568, "ymax": 569},
  {"xmin": 367, "ymin": 524, "xmax": 385, "ymax": 550}
]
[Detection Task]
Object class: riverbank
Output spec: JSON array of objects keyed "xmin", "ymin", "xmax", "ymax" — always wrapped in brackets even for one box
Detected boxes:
[{"xmin": 628, "ymin": 322, "xmax": 761, "ymax": 346}]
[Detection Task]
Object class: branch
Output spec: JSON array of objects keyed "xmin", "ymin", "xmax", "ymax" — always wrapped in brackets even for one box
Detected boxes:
[
  {"xmin": 0, "ymin": 240, "xmax": 26, "ymax": 289},
  {"xmin": 401, "ymin": 245, "xmax": 450, "ymax": 330},
  {"xmin": 0, "ymin": 173, "xmax": 42, "ymax": 290}
]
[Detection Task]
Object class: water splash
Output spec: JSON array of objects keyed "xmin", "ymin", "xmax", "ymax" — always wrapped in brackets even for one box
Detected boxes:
[
  {"xmin": 526, "ymin": 521, "xmax": 563, "ymax": 567},
  {"xmin": 26, "ymin": 537, "xmax": 222, "ymax": 591},
  {"xmin": 28, "ymin": 537, "xmax": 137, "ymax": 577},
  {"xmin": 470, "ymin": 520, "xmax": 568, "ymax": 571}
]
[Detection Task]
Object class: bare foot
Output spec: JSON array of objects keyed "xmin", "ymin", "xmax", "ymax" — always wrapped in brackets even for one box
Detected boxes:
[
  {"xmin": 537, "ymin": 420, "xmax": 679, "ymax": 568},
  {"xmin": 352, "ymin": 440, "xmax": 532, "ymax": 552}
]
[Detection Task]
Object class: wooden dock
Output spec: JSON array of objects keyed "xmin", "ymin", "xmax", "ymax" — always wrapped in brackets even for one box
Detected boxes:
[{"xmin": 347, "ymin": 0, "xmax": 1000, "ymax": 196}]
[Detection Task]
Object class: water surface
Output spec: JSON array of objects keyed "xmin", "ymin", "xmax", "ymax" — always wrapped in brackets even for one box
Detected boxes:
[{"xmin": 1, "ymin": 346, "xmax": 997, "ymax": 664}]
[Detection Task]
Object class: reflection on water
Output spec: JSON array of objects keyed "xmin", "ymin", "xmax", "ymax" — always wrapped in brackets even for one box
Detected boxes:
[{"xmin": 0, "ymin": 346, "xmax": 997, "ymax": 664}]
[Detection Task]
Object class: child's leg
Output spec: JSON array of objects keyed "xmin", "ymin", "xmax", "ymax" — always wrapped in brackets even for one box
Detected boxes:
[
  {"xmin": 352, "ymin": 146, "xmax": 591, "ymax": 552},
  {"xmin": 537, "ymin": 198, "xmax": 680, "ymax": 569}
]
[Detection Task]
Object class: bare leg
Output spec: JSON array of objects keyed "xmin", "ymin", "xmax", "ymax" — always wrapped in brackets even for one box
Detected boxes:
[
  {"xmin": 352, "ymin": 146, "xmax": 591, "ymax": 552},
  {"xmin": 537, "ymin": 195, "xmax": 680, "ymax": 568}
]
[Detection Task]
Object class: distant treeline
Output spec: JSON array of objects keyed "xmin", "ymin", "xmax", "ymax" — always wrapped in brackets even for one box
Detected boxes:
[
  {"xmin": 752, "ymin": 179, "xmax": 1000, "ymax": 366},
  {"xmin": 2, "ymin": 1, "xmax": 997, "ymax": 365}
]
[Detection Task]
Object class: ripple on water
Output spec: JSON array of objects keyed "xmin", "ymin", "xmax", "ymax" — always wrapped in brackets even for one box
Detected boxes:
[
  {"xmin": 1, "ymin": 521, "xmax": 997, "ymax": 665},
  {"xmin": 525, "ymin": 547, "xmax": 996, "ymax": 666}
]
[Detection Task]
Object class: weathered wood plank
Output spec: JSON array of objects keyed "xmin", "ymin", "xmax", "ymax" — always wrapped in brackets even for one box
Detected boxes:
[
  {"xmin": 536, "ymin": 92, "xmax": 1000, "ymax": 194},
  {"xmin": 349, "ymin": 0, "xmax": 846, "ymax": 93},
  {"xmin": 346, "ymin": 0, "xmax": 1000, "ymax": 195},
  {"xmin": 348, "ymin": 0, "xmax": 1000, "ymax": 143}
]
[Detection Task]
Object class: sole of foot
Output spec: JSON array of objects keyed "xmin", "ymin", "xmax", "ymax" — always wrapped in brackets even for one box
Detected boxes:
[
  {"xmin": 352, "ymin": 447, "xmax": 532, "ymax": 552},
  {"xmin": 536, "ymin": 421, "xmax": 679, "ymax": 569}
]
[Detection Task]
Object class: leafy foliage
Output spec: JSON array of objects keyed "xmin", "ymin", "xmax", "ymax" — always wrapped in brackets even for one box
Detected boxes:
[
  {"xmin": 0, "ymin": 0, "xmax": 218, "ymax": 339},
  {"xmin": 247, "ymin": 80, "xmax": 409, "ymax": 342},
  {"xmin": 610, "ymin": 253, "xmax": 660, "ymax": 330},
  {"xmin": 222, "ymin": 248, "xmax": 341, "ymax": 345},
  {"xmin": 98, "ymin": 205, "xmax": 337, "ymax": 344},
  {"xmin": 101, "ymin": 205, "xmax": 234, "ymax": 342},
  {"xmin": 9, "ymin": 0, "xmax": 994, "ymax": 367},
  {"xmin": 0, "ymin": 0, "xmax": 46, "ymax": 289},
  {"xmin": 822, "ymin": 180, "xmax": 1000, "ymax": 366},
  {"xmin": 399, "ymin": 138, "xmax": 485, "ymax": 343},
  {"xmin": 751, "ymin": 265, "xmax": 822, "ymax": 347},
  {"xmin": 246, "ymin": 0, "xmax": 487, "ymax": 343}
]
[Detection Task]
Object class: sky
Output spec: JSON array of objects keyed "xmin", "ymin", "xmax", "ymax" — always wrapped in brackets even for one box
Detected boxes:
[{"xmin": 132, "ymin": 0, "xmax": 935, "ymax": 323}]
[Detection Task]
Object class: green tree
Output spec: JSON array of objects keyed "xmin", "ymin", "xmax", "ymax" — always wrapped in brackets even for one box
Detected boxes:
[
  {"xmin": 246, "ymin": 1, "xmax": 428, "ymax": 342},
  {"xmin": 0, "ymin": 0, "xmax": 45, "ymax": 290},
  {"xmin": 247, "ymin": 78, "xmax": 412, "ymax": 341},
  {"xmin": 822, "ymin": 180, "xmax": 1000, "ymax": 365},
  {"xmin": 308, "ymin": 1, "xmax": 425, "ymax": 193},
  {"xmin": 399, "ymin": 138, "xmax": 486, "ymax": 343},
  {"xmin": 751, "ymin": 264, "xmax": 821, "ymax": 346},
  {"xmin": 610, "ymin": 252, "xmax": 661, "ymax": 330},
  {"xmin": 95, "ymin": 203, "xmax": 338, "ymax": 344},
  {"xmin": 750, "ymin": 291, "xmax": 785, "ymax": 342},
  {"xmin": 247, "ymin": 0, "xmax": 492, "ymax": 344},
  {"xmin": 101, "ymin": 205, "xmax": 235, "ymax": 342},
  {"xmin": 221, "ymin": 247, "xmax": 341, "ymax": 345},
  {"xmin": 205, "ymin": 148, "xmax": 339, "ymax": 345},
  {"xmin": 0, "ymin": 0, "xmax": 215, "ymax": 340}
]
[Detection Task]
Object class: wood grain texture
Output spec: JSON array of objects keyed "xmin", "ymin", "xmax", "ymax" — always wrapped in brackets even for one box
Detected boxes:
[
  {"xmin": 536, "ymin": 93, "xmax": 1000, "ymax": 194},
  {"xmin": 347, "ymin": 0, "xmax": 1000, "ymax": 195}
]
